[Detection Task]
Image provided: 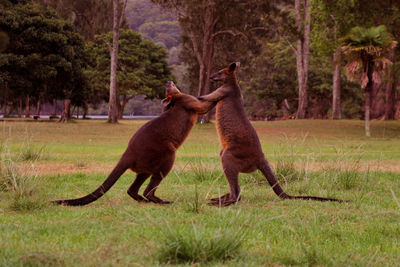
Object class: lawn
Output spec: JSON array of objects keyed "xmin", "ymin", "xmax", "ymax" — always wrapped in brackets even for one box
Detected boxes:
[{"xmin": 0, "ymin": 119, "xmax": 399, "ymax": 266}]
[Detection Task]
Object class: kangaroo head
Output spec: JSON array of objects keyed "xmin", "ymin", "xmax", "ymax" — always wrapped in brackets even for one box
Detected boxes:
[
  {"xmin": 210, "ymin": 62, "xmax": 240, "ymax": 82},
  {"xmin": 163, "ymin": 81, "xmax": 182, "ymax": 110}
]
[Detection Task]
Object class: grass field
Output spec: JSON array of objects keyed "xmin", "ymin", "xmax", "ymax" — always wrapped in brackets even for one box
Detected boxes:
[{"xmin": 0, "ymin": 119, "xmax": 399, "ymax": 266}]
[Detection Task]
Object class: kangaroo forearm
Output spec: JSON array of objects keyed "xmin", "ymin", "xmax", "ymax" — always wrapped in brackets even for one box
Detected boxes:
[
  {"xmin": 199, "ymin": 89, "xmax": 225, "ymax": 102},
  {"xmin": 195, "ymin": 100, "xmax": 217, "ymax": 114}
]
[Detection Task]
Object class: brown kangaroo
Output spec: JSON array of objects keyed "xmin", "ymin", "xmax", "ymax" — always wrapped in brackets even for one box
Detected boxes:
[
  {"xmin": 199, "ymin": 62, "xmax": 346, "ymax": 206},
  {"xmin": 53, "ymin": 81, "xmax": 215, "ymax": 206}
]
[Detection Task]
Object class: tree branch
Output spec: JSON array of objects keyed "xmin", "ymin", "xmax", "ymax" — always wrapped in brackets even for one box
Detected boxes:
[
  {"xmin": 97, "ymin": 37, "xmax": 112, "ymax": 54},
  {"xmin": 212, "ymin": 30, "xmax": 247, "ymax": 39},
  {"xmin": 118, "ymin": 0, "xmax": 128, "ymax": 28},
  {"xmin": 280, "ymin": 35, "xmax": 297, "ymax": 54},
  {"xmin": 187, "ymin": 29, "xmax": 203, "ymax": 67}
]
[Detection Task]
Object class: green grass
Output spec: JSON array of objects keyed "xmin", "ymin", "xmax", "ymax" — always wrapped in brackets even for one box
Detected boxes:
[{"xmin": 0, "ymin": 119, "xmax": 399, "ymax": 266}]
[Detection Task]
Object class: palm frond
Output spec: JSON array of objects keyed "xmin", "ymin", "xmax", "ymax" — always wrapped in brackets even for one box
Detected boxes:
[
  {"xmin": 360, "ymin": 72, "xmax": 368, "ymax": 89},
  {"xmin": 374, "ymin": 56, "xmax": 392, "ymax": 71},
  {"xmin": 340, "ymin": 25, "xmax": 395, "ymax": 56},
  {"xmin": 344, "ymin": 60, "xmax": 361, "ymax": 82},
  {"xmin": 372, "ymin": 71, "xmax": 381, "ymax": 86}
]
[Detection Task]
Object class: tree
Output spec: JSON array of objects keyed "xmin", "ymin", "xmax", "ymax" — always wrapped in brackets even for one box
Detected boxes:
[
  {"xmin": 341, "ymin": 25, "xmax": 397, "ymax": 136},
  {"xmin": 85, "ymin": 29, "xmax": 173, "ymax": 118},
  {"xmin": 34, "ymin": 0, "xmax": 118, "ymax": 118},
  {"xmin": 34, "ymin": 0, "xmax": 114, "ymax": 41},
  {"xmin": 0, "ymin": 1, "xmax": 89, "ymax": 121},
  {"xmin": 294, "ymin": 0, "xmax": 311, "ymax": 119},
  {"xmin": 312, "ymin": 0, "xmax": 356, "ymax": 120},
  {"xmin": 108, "ymin": 0, "xmax": 127, "ymax": 123},
  {"xmin": 312, "ymin": 0, "xmax": 400, "ymax": 120},
  {"xmin": 153, "ymin": 0, "xmax": 272, "ymax": 122}
]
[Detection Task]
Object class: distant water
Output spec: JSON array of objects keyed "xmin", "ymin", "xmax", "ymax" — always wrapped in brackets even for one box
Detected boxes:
[{"xmin": 0, "ymin": 114, "xmax": 159, "ymax": 120}]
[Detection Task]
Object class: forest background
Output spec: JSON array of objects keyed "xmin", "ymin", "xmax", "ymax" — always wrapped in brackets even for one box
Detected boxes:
[{"xmin": 1, "ymin": 0, "xmax": 400, "ymax": 123}]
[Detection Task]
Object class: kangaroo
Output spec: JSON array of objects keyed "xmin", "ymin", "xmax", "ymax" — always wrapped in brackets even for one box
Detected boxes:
[
  {"xmin": 53, "ymin": 81, "xmax": 216, "ymax": 206},
  {"xmin": 199, "ymin": 62, "xmax": 346, "ymax": 206}
]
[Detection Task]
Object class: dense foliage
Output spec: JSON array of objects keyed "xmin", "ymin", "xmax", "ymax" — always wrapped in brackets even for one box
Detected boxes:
[
  {"xmin": 85, "ymin": 29, "xmax": 173, "ymax": 117},
  {"xmin": 0, "ymin": 1, "xmax": 89, "ymax": 115},
  {"xmin": 0, "ymin": 0, "xmax": 399, "ymax": 120}
]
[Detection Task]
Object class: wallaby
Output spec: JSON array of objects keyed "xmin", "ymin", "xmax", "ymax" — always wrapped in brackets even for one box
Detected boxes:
[
  {"xmin": 199, "ymin": 62, "xmax": 347, "ymax": 206},
  {"xmin": 53, "ymin": 81, "xmax": 216, "ymax": 206}
]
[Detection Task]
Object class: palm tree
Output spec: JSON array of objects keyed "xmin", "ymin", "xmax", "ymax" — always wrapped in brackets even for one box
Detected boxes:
[{"xmin": 340, "ymin": 25, "xmax": 397, "ymax": 136}]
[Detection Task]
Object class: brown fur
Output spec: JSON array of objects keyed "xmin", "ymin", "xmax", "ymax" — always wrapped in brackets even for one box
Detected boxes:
[
  {"xmin": 199, "ymin": 62, "xmax": 347, "ymax": 206},
  {"xmin": 53, "ymin": 81, "xmax": 216, "ymax": 206}
]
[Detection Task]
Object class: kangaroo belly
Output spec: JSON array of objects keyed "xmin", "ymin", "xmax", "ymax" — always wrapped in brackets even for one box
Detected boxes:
[{"xmin": 216, "ymin": 100, "xmax": 260, "ymax": 148}]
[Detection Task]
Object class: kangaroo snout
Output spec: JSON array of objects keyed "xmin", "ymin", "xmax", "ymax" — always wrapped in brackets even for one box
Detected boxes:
[{"xmin": 165, "ymin": 81, "xmax": 181, "ymax": 95}]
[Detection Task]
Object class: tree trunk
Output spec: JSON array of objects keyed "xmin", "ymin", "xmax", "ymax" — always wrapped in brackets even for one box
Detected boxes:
[
  {"xmin": 187, "ymin": 3, "xmax": 217, "ymax": 123},
  {"xmin": 82, "ymin": 101, "xmax": 88, "ymax": 119},
  {"xmin": 52, "ymin": 99, "xmax": 57, "ymax": 116},
  {"xmin": 58, "ymin": 99, "xmax": 71, "ymax": 123},
  {"xmin": 197, "ymin": 37, "xmax": 214, "ymax": 123},
  {"xmin": 117, "ymin": 95, "xmax": 131, "ymax": 119},
  {"xmin": 332, "ymin": 47, "xmax": 342, "ymax": 119},
  {"xmin": 117, "ymin": 94, "xmax": 123, "ymax": 119},
  {"xmin": 384, "ymin": 48, "xmax": 395, "ymax": 120},
  {"xmin": 295, "ymin": 0, "xmax": 310, "ymax": 119},
  {"xmin": 6, "ymin": 105, "xmax": 13, "ymax": 116},
  {"xmin": 364, "ymin": 56, "xmax": 374, "ymax": 137},
  {"xmin": 108, "ymin": 0, "xmax": 122, "ymax": 123},
  {"xmin": 365, "ymin": 88, "xmax": 371, "ymax": 137},
  {"xmin": 18, "ymin": 98, "xmax": 22, "ymax": 118},
  {"xmin": 35, "ymin": 99, "xmax": 41, "ymax": 118},
  {"xmin": 24, "ymin": 95, "xmax": 30, "ymax": 118}
]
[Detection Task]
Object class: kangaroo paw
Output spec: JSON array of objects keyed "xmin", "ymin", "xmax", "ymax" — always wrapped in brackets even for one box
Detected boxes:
[
  {"xmin": 208, "ymin": 197, "xmax": 240, "ymax": 207},
  {"xmin": 146, "ymin": 195, "xmax": 172, "ymax": 205},
  {"xmin": 127, "ymin": 192, "xmax": 149, "ymax": 202},
  {"xmin": 209, "ymin": 194, "xmax": 241, "ymax": 203},
  {"xmin": 209, "ymin": 193, "xmax": 230, "ymax": 202}
]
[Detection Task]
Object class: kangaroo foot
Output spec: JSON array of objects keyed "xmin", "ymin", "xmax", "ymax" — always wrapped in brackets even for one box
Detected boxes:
[
  {"xmin": 209, "ymin": 193, "xmax": 230, "ymax": 202},
  {"xmin": 209, "ymin": 194, "xmax": 241, "ymax": 203},
  {"xmin": 208, "ymin": 198, "xmax": 239, "ymax": 207},
  {"xmin": 127, "ymin": 192, "xmax": 149, "ymax": 202},
  {"xmin": 146, "ymin": 195, "xmax": 172, "ymax": 205}
]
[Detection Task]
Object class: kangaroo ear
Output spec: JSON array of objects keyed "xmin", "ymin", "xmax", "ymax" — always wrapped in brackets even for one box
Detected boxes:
[
  {"xmin": 229, "ymin": 62, "xmax": 240, "ymax": 72},
  {"xmin": 162, "ymin": 95, "xmax": 173, "ymax": 110}
]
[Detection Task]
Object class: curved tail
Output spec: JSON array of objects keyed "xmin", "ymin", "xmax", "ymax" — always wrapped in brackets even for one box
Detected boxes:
[
  {"xmin": 258, "ymin": 159, "xmax": 348, "ymax": 203},
  {"xmin": 52, "ymin": 160, "xmax": 129, "ymax": 206}
]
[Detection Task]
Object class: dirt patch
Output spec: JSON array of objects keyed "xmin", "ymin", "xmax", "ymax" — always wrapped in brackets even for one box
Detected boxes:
[{"xmin": 15, "ymin": 159, "xmax": 400, "ymax": 176}]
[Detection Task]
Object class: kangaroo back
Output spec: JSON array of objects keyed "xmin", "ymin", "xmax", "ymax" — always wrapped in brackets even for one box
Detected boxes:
[
  {"xmin": 258, "ymin": 159, "xmax": 347, "ymax": 203},
  {"xmin": 52, "ymin": 160, "xmax": 128, "ymax": 206}
]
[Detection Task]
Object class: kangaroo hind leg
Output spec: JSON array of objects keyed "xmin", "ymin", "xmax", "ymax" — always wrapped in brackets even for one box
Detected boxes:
[
  {"xmin": 143, "ymin": 173, "xmax": 171, "ymax": 204},
  {"xmin": 209, "ymin": 154, "xmax": 241, "ymax": 206},
  {"xmin": 127, "ymin": 173, "xmax": 151, "ymax": 202}
]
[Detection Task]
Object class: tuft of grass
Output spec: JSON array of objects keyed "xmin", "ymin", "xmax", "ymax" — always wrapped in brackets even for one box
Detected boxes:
[
  {"xmin": 323, "ymin": 144, "xmax": 365, "ymax": 190},
  {"xmin": 275, "ymin": 157, "xmax": 302, "ymax": 183},
  {"xmin": 73, "ymin": 159, "xmax": 88, "ymax": 168},
  {"xmin": 19, "ymin": 251, "xmax": 64, "ymax": 267},
  {"xmin": 0, "ymin": 144, "xmax": 46, "ymax": 211},
  {"xmin": 19, "ymin": 138, "xmax": 49, "ymax": 161},
  {"xmin": 274, "ymin": 136, "xmax": 307, "ymax": 184},
  {"xmin": 189, "ymin": 158, "xmax": 223, "ymax": 183},
  {"xmin": 184, "ymin": 185, "xmax": 202, "ymax": 213},
  {"xmin": 242, "ymin": 170, "xmax": 266, "ymax": 185},
  {"xmin": 157, "ymin": 224, "xmax": 245, "ymax": 264}
]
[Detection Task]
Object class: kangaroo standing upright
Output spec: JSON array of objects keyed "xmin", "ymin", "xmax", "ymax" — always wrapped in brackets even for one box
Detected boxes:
[
  {"xmin": 199, "ymin": 62, "xmax": 346, "ymax": 206},
  {"xmin": 54, "ymin": 82, "xmax": 216, "ymax": 206}
]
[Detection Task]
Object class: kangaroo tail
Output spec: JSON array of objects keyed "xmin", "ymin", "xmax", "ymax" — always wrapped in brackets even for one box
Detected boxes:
[
  {"xmin": 52, "ymin": 160, "xmax": 129, "ymax": 206},
  {"xmin": 258, "ymin": 159, "xmax": 347, "ymax": 203}
]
